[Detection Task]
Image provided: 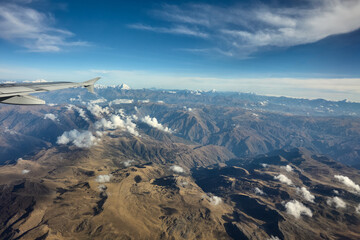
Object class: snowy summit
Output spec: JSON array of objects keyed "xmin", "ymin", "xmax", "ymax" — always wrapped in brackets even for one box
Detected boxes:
[{"xmin": 119, "ymin": 83, "xmax": 131, "ymax": 90}]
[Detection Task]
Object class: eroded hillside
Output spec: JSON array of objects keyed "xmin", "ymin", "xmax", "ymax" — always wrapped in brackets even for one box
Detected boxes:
[{"xmin": 0, "ymin": 88, "xmax": 360, "ymax": 239}]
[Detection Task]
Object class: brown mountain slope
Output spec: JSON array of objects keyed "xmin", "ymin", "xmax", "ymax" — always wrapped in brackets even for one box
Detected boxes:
[
  {"xmin": 193, "ymin": 148, "xmax": 360, "ymax": 240},
  {"xmin": 0, "ymin": 131, "xmax": 234, "ymax": 240},
  {"xmin": 158, "ymin": 106, "xmax": 360, "ymax": 166},
  {"xmin": 1, "ymin": 130, "xmax": 360, "ymax": 239}
]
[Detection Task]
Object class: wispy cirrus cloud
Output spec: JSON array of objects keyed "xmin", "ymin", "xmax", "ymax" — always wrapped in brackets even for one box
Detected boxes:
[
  {"xmin": 0, "ymin": 3, "xmax": 89, "ymax": 52},
  {"xmin": 131, "ymin": 0, "xmax": 360, "ymax": 57},
  {"xmin": 128, "ymin": 23, "xmax": 208, "ymax": 38}
]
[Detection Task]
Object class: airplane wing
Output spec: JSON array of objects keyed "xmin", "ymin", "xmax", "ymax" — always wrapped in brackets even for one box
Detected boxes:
[{"xmin": 0, "ymin": 77, "xmax": 100, "ymax": 105}]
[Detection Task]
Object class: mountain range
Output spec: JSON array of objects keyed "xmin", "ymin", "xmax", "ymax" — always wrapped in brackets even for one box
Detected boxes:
[{"xmin": 0, "ymin": 85, "xmax": 359, "ymax": 239}]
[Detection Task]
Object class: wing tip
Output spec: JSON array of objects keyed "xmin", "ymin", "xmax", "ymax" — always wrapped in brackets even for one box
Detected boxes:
[{"xmin": 83, "ymin": 77, "xmax": 101, "ymax": 93}]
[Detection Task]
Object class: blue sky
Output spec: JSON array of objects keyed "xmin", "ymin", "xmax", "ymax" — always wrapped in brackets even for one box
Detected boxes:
[{"xmin": 0, "ymin": 0, "xmax": 360, "ymax": 101}]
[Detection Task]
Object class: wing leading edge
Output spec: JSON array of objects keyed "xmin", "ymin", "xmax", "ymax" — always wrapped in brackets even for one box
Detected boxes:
[{"xmin": 0, "ymin": 77, "xmax": 100, "ymax": 105}]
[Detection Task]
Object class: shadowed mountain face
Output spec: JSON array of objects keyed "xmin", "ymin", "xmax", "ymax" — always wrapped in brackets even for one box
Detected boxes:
[
  {"xmin": 1, "ymin": 88, "xmax": 360, "ymax": 167},
  {"xmin": 160, "ymin": 107, "xmax": 360, "ymax": 166},
  {"xmin": 0, "ymin": 87, "xmax": 360, "ymax": 239},
  {"xmin": 193, "ymin": 148, "xmax": 360, "ymax": 239},
  {"xmin": 0, "ymin": 105, "xmax": 89, "ymax": 165}
]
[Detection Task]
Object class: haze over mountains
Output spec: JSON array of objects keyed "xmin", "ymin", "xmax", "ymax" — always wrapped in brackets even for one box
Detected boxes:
[
  {"xmin": 1, "ymin": 0, "xmax": 359, "ymax": 238},
  {"xmin": 0, "ymin": 84, "xmax": 360, "ymax": 239},
  {"xmin": 1, "ymin": 84, "xmax": 359, "ymax": 167}
]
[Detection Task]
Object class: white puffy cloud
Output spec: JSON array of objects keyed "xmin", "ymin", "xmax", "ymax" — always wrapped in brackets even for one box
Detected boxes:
[
  {"xmin": 109, "ymin": 99, "xmax": 134, "ymax": 105},
  {"xmin": 252, "ymin": 113, "xmax": 260, "ymax": 118},
  {"xmin": 179, "ymin": 180, "xmax": 188, "ymax": 187},
  {"xmin": 22, "ymin": 169, "xmax": 30, "ymax": 174},
  {"xmin": 123, "ymin": 118, "xmax": 139, "ymax": 136},
  {"xmin": 285, "ymin": 200, "xmax": 312, "ymax": 218},
  {"xmin": 138, "ymin": 99, "xmax": 150, "ymax": 103},
  {"xmin": 57, "ymin": 129, "xmax": 97, "ymax": 148},
  {"xmin": 66, "ymin": 105, "xmax": 89, "ymax": 121},
  {"xmin": 94, "ymin": 114, "xmax": 139, "ymax": 136},
  {"xmin": 132, "ymin": 114, "xmax": 138, "ymax": 120},
  {"xmin": 334, "ymin": 175, "xmax": 360, "ymax": 193},
  {"xmin": 0, "ymin": 3, "xmax": 88, "ymax": 52},
  {"xmin": 209, "ymin": 195, "xmax": 222, "ymax": 205},
  {"xmin": 111, "ymin": 115, "xmax": 126, "ymax": 128},
  {"xmin": 123, "ymin": 160, "xmax": 135, "ymax": 167},
  {"xmin": 170, "ymin": 165, "xmax": 185, "ymax": 173},
  {"xmin": 98, "ymin": 184, "xmax": 107, "ymax": 191},
  {"xmin": 327, "ymin": 196, "xmax": 346, "ymax": 209},
  {"xmin": 141, "ymin": 115, "xmax": 172, "ymax": 133},
  {"xmin": 95, "ymin": 116, "xmax": 120, "ymax": 129},
  {"xmin": 95, "ymin": 118, "xmax": 114, "ymax": 130},
  {"xmin": 96, "ymin": 174, "xmax": 112, "ymax": 183},
  {"xmin": 90, "ymin": 98, "xmax": 107, "ymax": 104},
  {"xmin": 118, "ymin": 109, "xmax": 125, "ymax": 117},
  {"xmin": 95, "ymin": 131, "xmax": 103, "ymax": 137},
  {"xmin": 356, "ymin": 204, "xmax": 360, "ymax": 214},
  {"xmin": 254, "ymin": 187, "xmax": 265, "ymax": 195},
  {"xmin": 183, "ymin": 106, "xmax": 193, "ymax": 112},
  {"xmin": 44, "ymin": 113, "xmax": 58, "ymax": 121},
  {"xmin": 296, "ymin": 187, "xmax": 315, "ymax": 203},
  {"xmin": 274, "ymin": 174, "xmax": 293, "ymax": 186},
  {"xmin": 87, "ymin": 104, "xmax": 110, "ymax": 118},
  {"xmin": 261, "ymin": 163, "xmax": 268, "ymax": 168},
  {"xmin": 267, "ymin": 236, "xmax": 280, "ymax": 240},
  {"xmin": 280, "ymin": 165, "xmax": 293, "ymax": 172}
]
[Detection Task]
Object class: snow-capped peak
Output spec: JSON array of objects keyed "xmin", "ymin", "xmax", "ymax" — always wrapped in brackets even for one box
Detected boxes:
[{"xmin": 119, "ymin": 83, "xmax": 131, "ymax": 90}]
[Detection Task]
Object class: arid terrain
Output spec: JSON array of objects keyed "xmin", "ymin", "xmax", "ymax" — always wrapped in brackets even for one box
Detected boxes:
[{"xmin": 0, "ymin": 87, "xmax": 360, "ymax": 239}]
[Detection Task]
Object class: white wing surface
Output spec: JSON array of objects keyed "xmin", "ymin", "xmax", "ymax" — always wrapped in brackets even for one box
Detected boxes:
[{"xmin": 0, "ymin": 77, "xmax": 100, "ymax": 105}]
